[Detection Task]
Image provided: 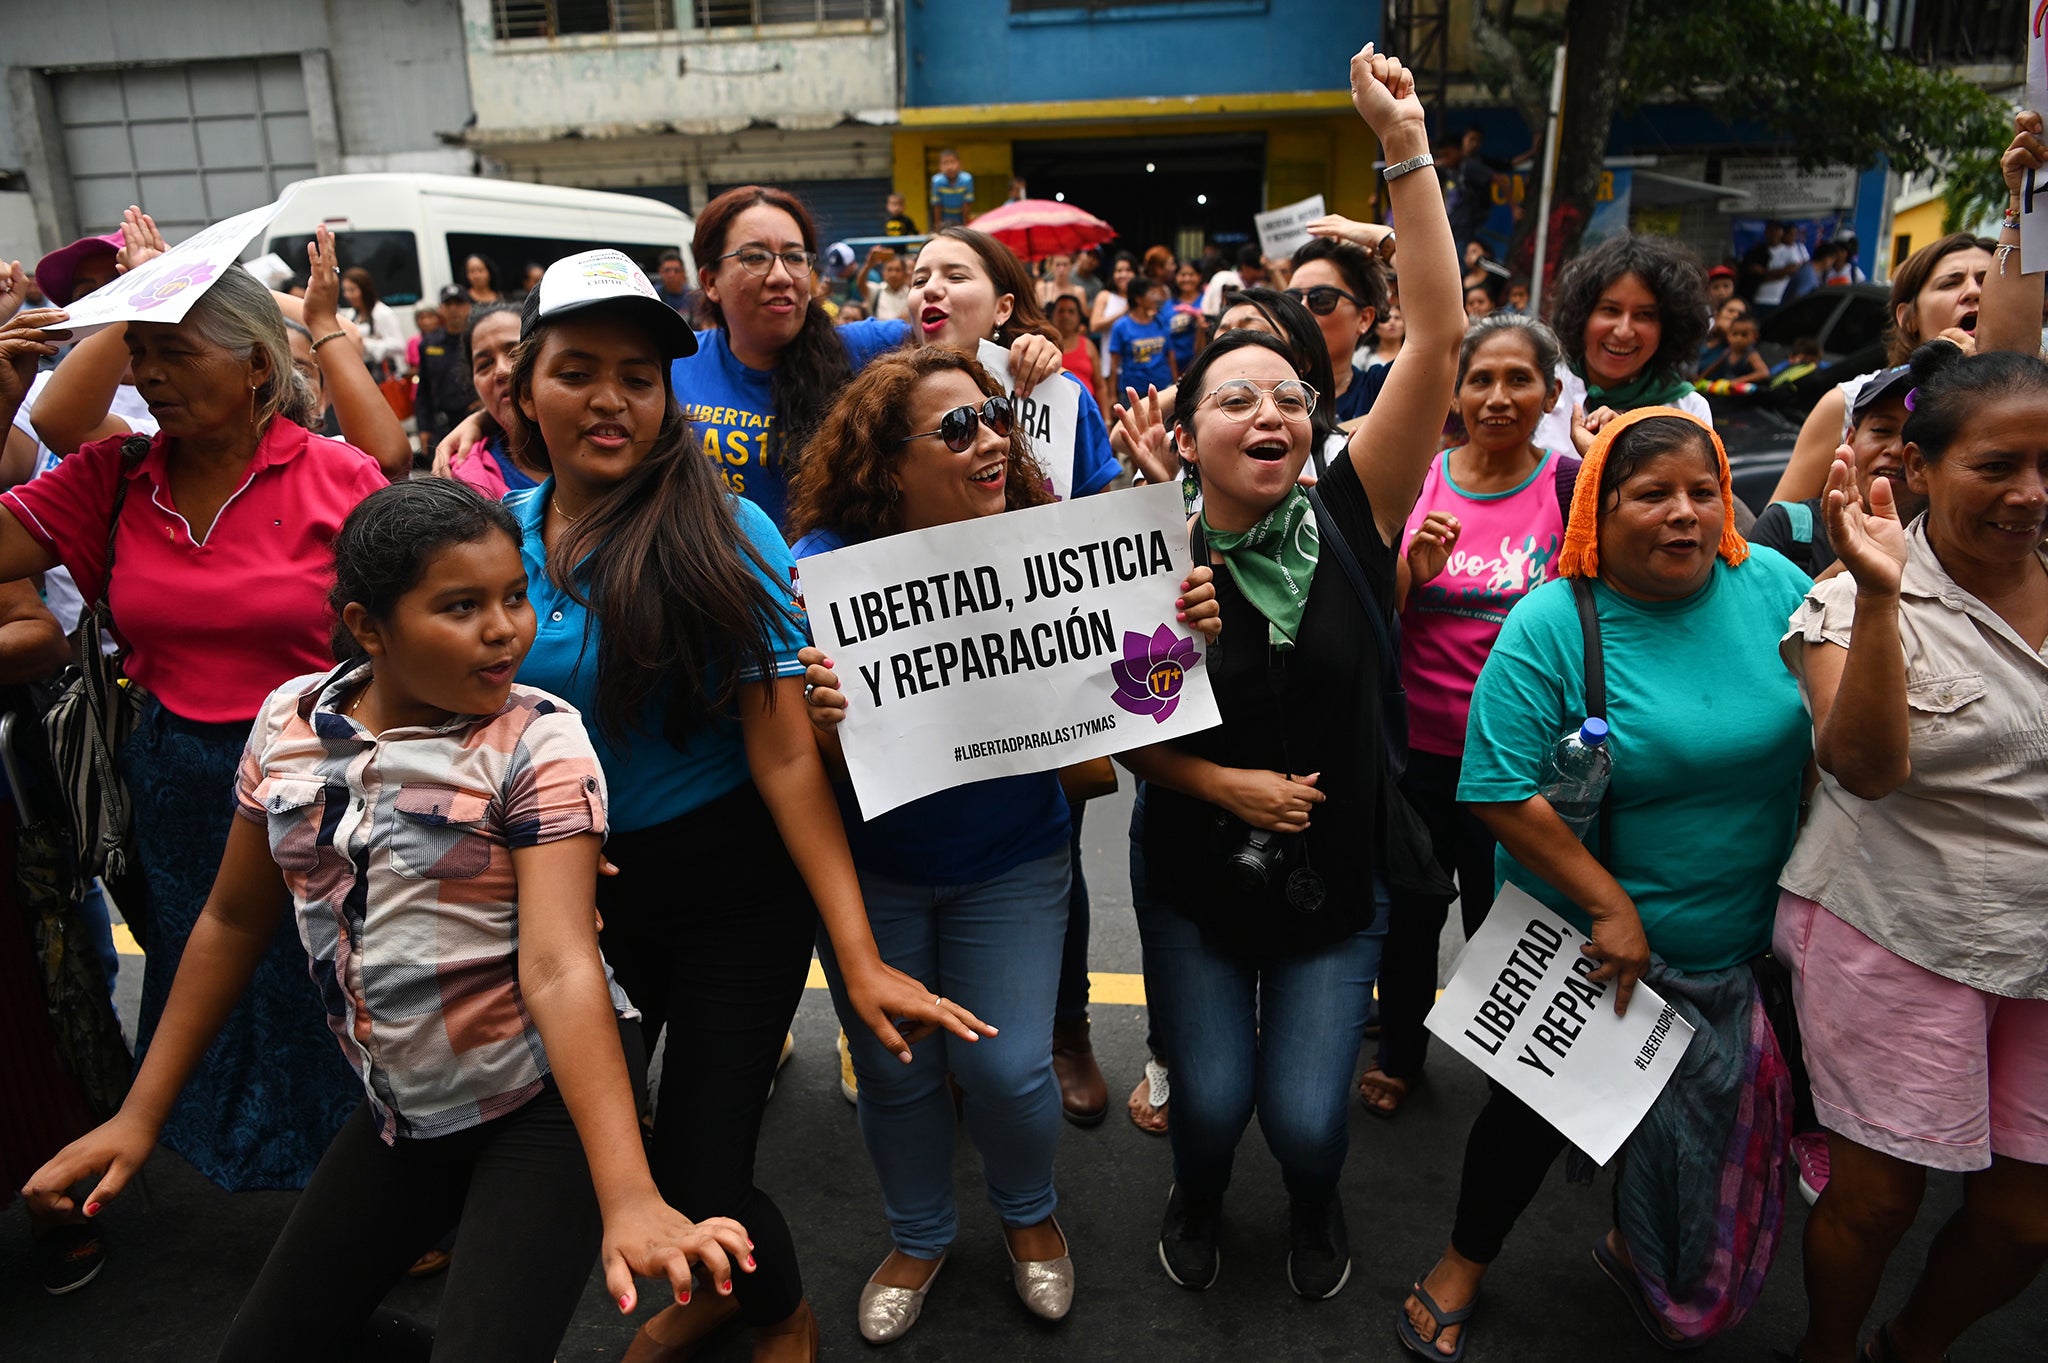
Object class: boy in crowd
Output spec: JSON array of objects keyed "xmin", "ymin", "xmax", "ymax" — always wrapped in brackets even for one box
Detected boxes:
[
  {"xmin": 1769, "ymin": 335, "xmax": 1824, "ymax": 387},
  {"xmin": 882, "ymin": 192, "xmax": 921, "ymax": 237},
  {"xmin": 930, "ymin": 149, "xmax": 975, "ymax": 227},
  {"xmin": 1700, "ymin": 313, "xmax": 1770, "ymax": 383}
]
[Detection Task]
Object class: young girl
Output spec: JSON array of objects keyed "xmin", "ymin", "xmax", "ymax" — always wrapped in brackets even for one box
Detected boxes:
[{"xmin": 22, "ymin": 478, "xmax": 751, "ymax": 1362}]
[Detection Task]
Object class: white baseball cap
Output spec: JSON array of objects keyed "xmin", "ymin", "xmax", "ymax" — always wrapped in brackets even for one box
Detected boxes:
[{"xmin": 519, "ymin": 249, "xmax": 697, "ymax": 359}]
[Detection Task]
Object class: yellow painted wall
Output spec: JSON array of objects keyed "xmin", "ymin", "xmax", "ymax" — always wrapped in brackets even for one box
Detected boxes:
[
  {"xmin": 1888, "ymin": 198, "xmax": 1948, "ymax": 274},
  {"xmin": 891, "ymin": 110, "xmax": 1381, "ymax": 231}
]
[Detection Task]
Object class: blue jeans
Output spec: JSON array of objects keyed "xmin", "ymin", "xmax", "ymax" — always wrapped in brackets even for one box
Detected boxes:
[
  {"xmin": 819, "ymin": 849, "xmax": 1070, "ymax": 1259},
  {"xmin": 1133, "ymin": 839, "xmax": 1388, "ymax": 1202}
]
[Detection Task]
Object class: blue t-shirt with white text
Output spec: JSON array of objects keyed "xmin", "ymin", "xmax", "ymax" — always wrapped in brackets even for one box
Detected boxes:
[{"xmin": 1108, "ymin": 312, "xmax": 1175, "ymax": 393}]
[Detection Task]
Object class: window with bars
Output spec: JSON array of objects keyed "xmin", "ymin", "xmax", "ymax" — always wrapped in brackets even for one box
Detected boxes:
[
  {"xmin": 693, "ymin": 0, "xmax": 885, "ymax": 25},
  {"xmin": 491, "ymin": 0, "xmax": 676, "ymax": 39}
]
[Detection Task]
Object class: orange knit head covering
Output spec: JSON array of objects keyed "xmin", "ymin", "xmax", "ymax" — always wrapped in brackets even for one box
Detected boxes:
[{"xmin": 1557, "ymin": 405, "xmax": 1750, "ymax": 580}]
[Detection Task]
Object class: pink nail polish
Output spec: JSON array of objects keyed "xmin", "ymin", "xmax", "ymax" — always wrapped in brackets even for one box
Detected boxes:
[
  {"xmin": 84, "ymin": 1201, "xmax": 100, "ymax": 1217},
  {"xmin": 744, "ymin": 1255, "xmax": 756, "ymax": 1269},
  {"xmin": 619, "ymin": 1294, "xmax": 633, "ymax": 1311},
  {"xmin": 719, "ymin": 1279, "xmax": 733, "ymax": 1295},
  {"xmin": 678, "ymin": 1289, "xmax": 691, "ymax": 1305}
]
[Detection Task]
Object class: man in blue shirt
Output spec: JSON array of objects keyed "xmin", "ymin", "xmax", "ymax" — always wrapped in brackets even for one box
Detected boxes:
[{"xmin": 930, "ymin": 149, "xmax": 976, "ymax": 228}]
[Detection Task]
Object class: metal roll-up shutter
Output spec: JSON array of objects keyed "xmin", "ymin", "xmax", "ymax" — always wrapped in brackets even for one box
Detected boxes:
[
  {"xmin": 55, "ymin": 57, "xmax": 317, "ymax": 241},
  {"xmin": 709, "ymin": 177, "xmax": 893, "ymax": 252}
]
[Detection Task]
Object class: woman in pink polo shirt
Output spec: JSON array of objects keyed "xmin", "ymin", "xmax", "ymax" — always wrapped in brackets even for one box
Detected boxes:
[
  {"xmin": 0, "ymin": 265, "xmax": 384, "ymax": 1193},
  {"xmin": 1362, "ymin": 312, "xmax": 1579, "ymax": 1118}
]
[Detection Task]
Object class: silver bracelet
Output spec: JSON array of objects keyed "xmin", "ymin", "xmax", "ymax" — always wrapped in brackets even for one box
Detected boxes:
[{"xmin": 1382, "ymin": 152, "xmax": 1435, "ymax": 183}]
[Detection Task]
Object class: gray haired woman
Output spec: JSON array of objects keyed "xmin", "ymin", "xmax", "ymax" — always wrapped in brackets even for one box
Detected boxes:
[{"xmin": 0, "ymin": 263, "xmax": 388, "ymax": 1192}]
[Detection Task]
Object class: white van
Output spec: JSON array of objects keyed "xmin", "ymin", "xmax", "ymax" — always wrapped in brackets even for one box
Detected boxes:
[{"xmin": 263, "ymin": 172, "xmax": 693, "ymax": 321}]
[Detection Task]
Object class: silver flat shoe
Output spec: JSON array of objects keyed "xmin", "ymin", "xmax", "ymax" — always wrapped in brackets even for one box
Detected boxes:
[
  {"xmin": 857, "ymin": 1250, "xmax": 945, "ymax": 1344},
  {"xmin": 1005, "ymin": 1216, "xmax": 1074, "ymax": 1321}
]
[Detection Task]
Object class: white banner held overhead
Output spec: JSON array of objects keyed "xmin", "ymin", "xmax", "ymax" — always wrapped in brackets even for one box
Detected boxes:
[
  {"xmin": 979, "ymin": 338, "xmax": 1081, "ymax": 501},
  {"xmin": 796, "ymin": 482, "xmax": 1220, "ymax": 817},
  {"xmin": 1253, "ymin": 194, "xmax": 1326, "ymax": 261},
  {"xmin": 1426, "ymin": 883, "xmax": 1695, "ymax": 1165},
  {"xmin": 2026, "ymin": 11, "xmax": 2048, "ymax": 274},
  {"xmin": 55, "ymin": 196, "xmax": 296, "ymax": 337}
]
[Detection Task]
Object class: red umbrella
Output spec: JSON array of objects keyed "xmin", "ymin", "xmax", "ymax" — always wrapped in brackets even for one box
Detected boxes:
[{"xmin": 967, "ymin": 198, "xmax": 1117, "ymax": 262}]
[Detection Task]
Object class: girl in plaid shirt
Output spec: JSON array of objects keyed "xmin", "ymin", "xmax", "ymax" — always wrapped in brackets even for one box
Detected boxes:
[{"xmin": 25, "ymin": 479, "xmax": 752, "ymax": 1362}]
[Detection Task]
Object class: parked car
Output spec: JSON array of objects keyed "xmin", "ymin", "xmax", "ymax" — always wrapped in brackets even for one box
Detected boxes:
[{"xmin": 1704, "ymin": 283, "xmax": 1893, "ymax": 510}]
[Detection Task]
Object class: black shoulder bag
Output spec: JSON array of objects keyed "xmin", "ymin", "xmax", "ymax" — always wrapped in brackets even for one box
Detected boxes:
[
  {"xmin": 1569, "ymin": 576, "xmax": 1614, "ymax": 867},
  {"xmin": 1302, "ymin": 482, "xmax": 1457, "ymax": 909}
]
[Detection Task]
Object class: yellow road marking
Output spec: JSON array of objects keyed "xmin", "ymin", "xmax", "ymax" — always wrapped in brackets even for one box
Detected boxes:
[{"xmin": 120, "ymin": 932, "xmax": 1438, "ymax": 1011}]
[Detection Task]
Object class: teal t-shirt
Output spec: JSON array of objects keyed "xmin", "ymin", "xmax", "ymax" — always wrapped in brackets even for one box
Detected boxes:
[
  {"xmin": 1458, "ymin": 551, "xmax": 1813, "ymax": 971},
  {"xmin": 509, "ymin": 481, "xmax": 808, "ymax": 832}
]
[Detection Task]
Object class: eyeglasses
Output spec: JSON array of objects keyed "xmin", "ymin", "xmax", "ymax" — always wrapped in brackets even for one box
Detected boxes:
[
  {"xmin": 1284, "ymin": 285, "xmax": 1366, "ymax": 316},
  {"xmin": 1198, "ymin": 379, "xmax": 1317, "ymax": 423},
  {"xmin": 900, "ymin": 396, "xmax": 1014, "ymax": 452},
  {"xmin": 715, "ymin": 247, "xmax": 818, "ymax": 279}
]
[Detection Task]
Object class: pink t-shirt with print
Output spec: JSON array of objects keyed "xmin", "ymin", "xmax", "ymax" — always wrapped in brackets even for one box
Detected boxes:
[{"xmin": 1400, "ymin": 448, "xmax": 1570, "ymax": 756}]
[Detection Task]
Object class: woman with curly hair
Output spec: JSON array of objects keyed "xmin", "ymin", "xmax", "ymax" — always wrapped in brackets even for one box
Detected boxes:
[
  {"xmin": 786, "ymin": 348, "xmax": 1215, "ymax": 1344},
  {"xmin": 1532, "ymin": 233, "xmax": 1713, "ymax": 457}
]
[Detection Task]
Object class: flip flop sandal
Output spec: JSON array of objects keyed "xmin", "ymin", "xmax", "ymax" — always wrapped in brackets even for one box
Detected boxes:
[
  {"xmin": 1357, "ymin": 1067, "xmax": 1422, "ymax": 1119},
  {"xmin": 1128, "ymin": 1059, "xmax": 1170, "ymax": 1136},
  {"xmin": 1394, "ymin": 1278, "xmax": 1476, "ymax": 1362},
  {"xmin": 1592, "ymin": 1235, "xmax": 1703, "ymax": 1353}
]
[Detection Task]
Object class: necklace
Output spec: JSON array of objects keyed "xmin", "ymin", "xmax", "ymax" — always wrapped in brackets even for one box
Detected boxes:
[
  {"xmin": 348, "ymin": 682, "xmax": 370, "ymax": 721},
  {"xmin": 552, "ymin": 496, "xmax": 582, "ymax": 525}
]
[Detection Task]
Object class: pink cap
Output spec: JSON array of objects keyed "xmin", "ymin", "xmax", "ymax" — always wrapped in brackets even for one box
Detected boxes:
[{"xmin": 34, "ymin": 228, "xmax": 126, "ymax": 307}]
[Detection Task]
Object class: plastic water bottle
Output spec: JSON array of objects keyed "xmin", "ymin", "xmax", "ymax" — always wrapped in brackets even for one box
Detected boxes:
[{"xmin": 1539, "ymin": 717, "xmax": 1611, "ymax": 840}]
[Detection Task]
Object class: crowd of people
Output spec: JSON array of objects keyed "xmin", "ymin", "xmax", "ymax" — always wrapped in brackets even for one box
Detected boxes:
[{"xmin": 0, "ymin": 41, "xmax": 2043, "ymax": 1363}]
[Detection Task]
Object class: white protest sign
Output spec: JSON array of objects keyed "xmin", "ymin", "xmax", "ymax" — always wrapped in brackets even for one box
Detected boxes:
[
  {"xmin": 979, "ymin": 339, "xmax": 1081, "ymax": 501},
  {"xmin": 2026, "ymin": 12, "xmax": 2048, "ymax": 274},
  {"xmin": 55, "ymin": 195, "xmax": 296, "ymax": 337},
  {"xmin": 1426, "ymin": 882, "xmax": 1695, "ymax": 1165},
  {"xmin": 797, "ymin": 482, "xmax": 1219, "ymax": 817},
  {"xmin": 1253, "ymin": 194, "xmax": 1326, "ymax": 261}
]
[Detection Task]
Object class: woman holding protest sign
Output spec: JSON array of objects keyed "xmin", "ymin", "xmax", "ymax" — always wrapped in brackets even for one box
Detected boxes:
[
  {"xmin": 1396, "ymin": 409, "xmax": 1811, "ymax": 1358},
  {"xmin": 786, "ymin": 346, "xmax": 1218, "ymax": 1342},
  {"xmin": 501, "ymin": 252, "xmax": 984, "ymax": 1363},
  {"xmin": 1776, "ymin": 342, "xmax": 2048, "ymax": 1363},
  {"xmin": 1114, "ymin": 42, "xmax": 1462, "ymax": 1304},
  {"xmin": 0, "ymin": 261, "xmax": 383, "ymax": 1194}
]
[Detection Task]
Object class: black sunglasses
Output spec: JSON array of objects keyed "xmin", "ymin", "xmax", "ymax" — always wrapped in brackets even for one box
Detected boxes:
[
  {"xmin": 900, "ymin": 396, "xmax": 1014, "ymax": 452},
  {"xmin": 1284, "ymin": 285, "xmax": 1367, "ymax": 316}
]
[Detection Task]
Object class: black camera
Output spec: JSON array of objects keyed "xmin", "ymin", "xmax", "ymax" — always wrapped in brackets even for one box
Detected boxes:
[
  {"xmin": 1220, "ymin": 827, "xmax": 1288, "ymax": 896},
  {"xmin": 1214, "ymin": 820, "xmax": 1326, "ymax": 913}
]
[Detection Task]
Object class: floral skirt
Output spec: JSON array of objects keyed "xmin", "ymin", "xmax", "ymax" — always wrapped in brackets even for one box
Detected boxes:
[{"xmin": 125, "ymin": 698, "xmax": 357, "ymax": 1192}]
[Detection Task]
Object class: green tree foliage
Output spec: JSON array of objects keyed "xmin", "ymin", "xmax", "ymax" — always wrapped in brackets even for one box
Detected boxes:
[{"xmin": 1476, "ymin": 0, "xmax": 2012, "ymax": 262}]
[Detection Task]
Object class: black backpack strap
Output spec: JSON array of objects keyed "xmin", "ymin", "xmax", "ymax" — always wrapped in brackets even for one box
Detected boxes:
[
  {"xmin": 1305, "ymin": 483, "xmax": 1394, "ymax": 684},
  {"xmin": 1570, "ymin": 576, "xmax": 1613, "ymax": 867}
]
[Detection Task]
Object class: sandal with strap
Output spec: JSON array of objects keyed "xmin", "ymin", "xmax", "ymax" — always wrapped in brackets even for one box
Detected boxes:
[
  {"xmin": 1127, "ymin": 1060, "xmax": 1169, "ymax": 1136},
  {"xmin": 1357, "ymin": 1066, "xmax": 1423, "ymax": 1119},
  {"xmin": 1592, "ymin": 1234, "xmax": 1702, "ymax": 1353},
  {"xmin": 1395, "ymin": 1278, "xmax": 1476, "ymax": 1362}
]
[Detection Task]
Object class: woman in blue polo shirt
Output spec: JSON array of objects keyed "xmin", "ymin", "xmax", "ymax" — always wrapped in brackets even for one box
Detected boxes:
[
  {"xmin": 505, "ymin": 251, "xmax": 988, "ymax": 1363},
  {"xmin": 1106, "ymin": 275, "xmax": 1178, "ymax": 403}
]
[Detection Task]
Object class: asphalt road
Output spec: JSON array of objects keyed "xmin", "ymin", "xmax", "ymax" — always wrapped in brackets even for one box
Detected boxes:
[{"xmin": 5, "ymin": 782, "xmax": 2042, "ymax": 1361}]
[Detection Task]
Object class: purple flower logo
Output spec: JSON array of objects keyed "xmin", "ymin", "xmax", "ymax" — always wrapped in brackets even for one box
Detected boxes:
[
  {"xmin": 1110, "ymin": 624, "xmax": 1200, "ymax": 723},
  {"xmin": 129, "ymin": 262, "xmax": 219, "ymax": 311}
]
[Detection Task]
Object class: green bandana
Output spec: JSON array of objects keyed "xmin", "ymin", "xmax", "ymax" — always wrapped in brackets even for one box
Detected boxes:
[
  {"xmin": 1573, "ymin": 360, "xmax": 1697, "ymax": 412},
  {"xmin": 1202, "ymin": 487, "xmax": 1319, "ymax": 648}
]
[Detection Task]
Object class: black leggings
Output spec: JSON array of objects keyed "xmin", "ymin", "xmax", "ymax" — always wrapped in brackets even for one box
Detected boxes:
[
  {"xmin": 598, "ymin": 781, "xmax": 817, "ymax": 1327},
  {"xmin": 217, "ymin": 1024, "xmax": 646, "ymax": 1363},
  {"xmin": 1448, "ymin": 1079, "xmax": 1570, "ymax": 1264},
  {"xmin": 1376, "ymin": 749, "xmax": 1499, "ymax": 1079}
]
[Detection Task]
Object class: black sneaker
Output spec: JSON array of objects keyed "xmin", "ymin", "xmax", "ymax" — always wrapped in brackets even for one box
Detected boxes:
[
  {"xmin": 39, "ymin": 1223, "xmax": 106, "ymax": 1295},
  {"xmin": 1157, "ymin": 1183, "xmax": 1222, "ymax": 1290},
  {"xmin": 1286, "ymin": 1196, "xmax": 1351, "ymax": 1300}
]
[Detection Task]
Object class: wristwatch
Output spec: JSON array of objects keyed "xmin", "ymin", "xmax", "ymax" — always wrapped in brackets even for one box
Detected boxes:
[
  {"xmin": 1376, "ymin": 232, "xmax": 1397, "ymax": 266},
  {"xmin": 1382, "ymin": 151, "xmax": 1435, "ymax": 183}
]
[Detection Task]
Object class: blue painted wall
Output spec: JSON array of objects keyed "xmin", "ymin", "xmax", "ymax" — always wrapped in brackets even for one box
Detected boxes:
[{"xmin": 902, "ymin": 0, "xmax": 1382, "ymax": 108}]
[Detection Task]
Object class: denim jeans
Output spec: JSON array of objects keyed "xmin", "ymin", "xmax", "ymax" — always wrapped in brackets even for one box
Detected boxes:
[
  {"xmin": 818, "ymin": 849, "xmax": 1071, "ymax": 1258},
  {"xmin": 1133, "ymin": 838, "xmax": 1388, "ymax": 1202}
]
